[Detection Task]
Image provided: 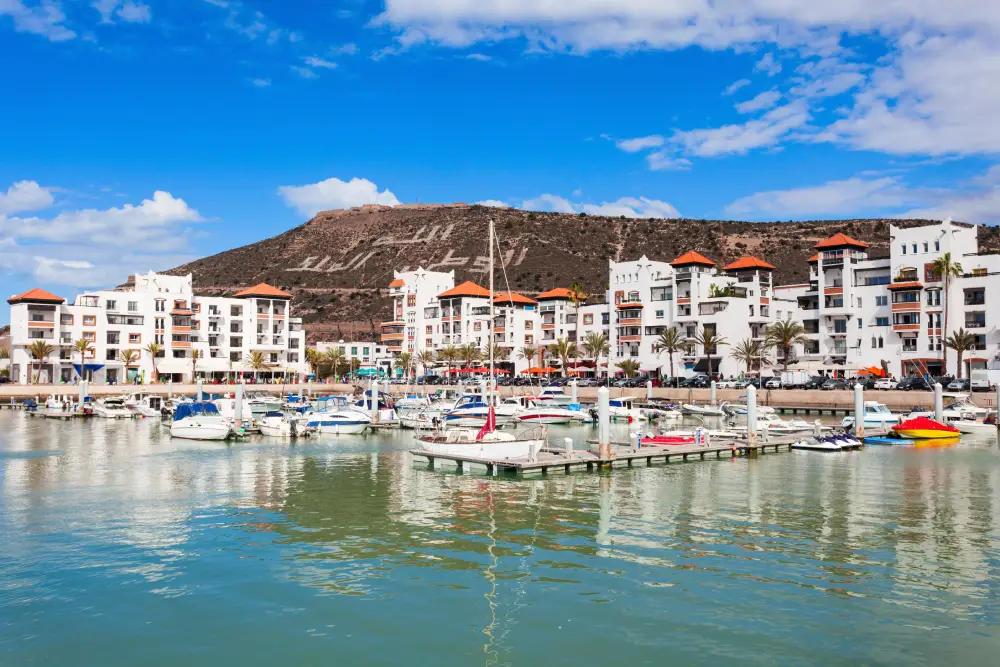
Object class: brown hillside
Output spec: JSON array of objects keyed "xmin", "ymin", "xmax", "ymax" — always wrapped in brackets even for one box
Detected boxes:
[{"xmin": 167, "ymin": 204, "xmax": 1000, "ymax": 342}]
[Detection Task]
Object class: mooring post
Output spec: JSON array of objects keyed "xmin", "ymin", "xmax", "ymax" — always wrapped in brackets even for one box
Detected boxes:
[
  {"xmin": 234, "ymin": 383, "xmax": 244, "ymax": 425},
  {"xmin": 854, "ymin": 383, "xmax": 865, "ymax": 438},
  {"xmin": 934, "ymin": 382, "xmax": 944, "ymax": 422},
  {"xmin": 746, "ymin": 385, "xmax": 758, "ymax": 448},
  {"xmin": 710, "ymin": 380, "xmax": 717, "ymax": 406},
  {"xmin": 298, "ymin": 375, "xmax": 304, "ymax": 401},
  {"xmin": 78, "ymin": 380, "xmax": 87, "ymax": 411},
  {"xmin": 646, "ymin": 379, "xmax": 653, "ymax": 402},
  {"xmin": 196, "ymin": 378, "xmax": 203, "ymax": 402},
  {"xmin": 564, "ymin": 437, "xmax": 574, "ymax": 458},
  {"xmin": 570, "ymin": 380, "xmax": 578, "ymax": 406},
  {"xmin": 167, "ymin": 380, "xmax": 173, "ymax": 400},
  {"xmin": 598, "ymin": 387, "xmax": 611, "ymax": 459}
]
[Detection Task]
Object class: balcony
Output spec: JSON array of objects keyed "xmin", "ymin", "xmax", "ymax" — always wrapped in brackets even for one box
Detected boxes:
[
  {"xmin": 617, "ymin": 317, "xmax": 642, "ymax": 326},
  {"xmin": 965, "ymin": 319, "xmax": 986, "ymax": 330},
  {"xmin": 380, "ymin": 320, "xmax": 405, "ymax": 327},
  {"xmin": 170, "ymin": 341, "xmax": 191, "ymax": 349},
  {"xmin": 891, "ymin": 302, "xmax": 921, "ymax": 312},
  {"xmin": 893, "ymin": 324, "xmax": 921, "ymax": 333},
  {"xmin": 382, "ymin": 333, "xmax": 405, "ymax": 341},
  {"xmin": 619, "ymin": 335, "xmax": 642, "ymax": 343}
]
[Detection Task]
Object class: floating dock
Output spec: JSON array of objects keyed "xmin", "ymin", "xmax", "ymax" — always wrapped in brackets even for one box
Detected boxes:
[{"xmin": 410, "ymin": 438, "xmax": 809, "ymax": 476}]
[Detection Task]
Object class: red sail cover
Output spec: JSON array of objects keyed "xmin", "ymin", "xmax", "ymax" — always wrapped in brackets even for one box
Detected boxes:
[{"xmin": 476, "ymin": 406, "xmax": 497, "ymax": 441}]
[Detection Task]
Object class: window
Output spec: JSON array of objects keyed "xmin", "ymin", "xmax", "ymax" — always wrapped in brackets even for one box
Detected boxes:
[
  {"xmin": 128, "ymin": 333, "xmax": 141, "ymax": 344},
  {"xmin": 875, "ymin": 317, "xmax": 889, "ymax": 327},
  {"xmin": 474, "ymin": 322, "xmax": 482, "ymax": 331},
  {"xmin": 173, "ymin": 350, "xmax": 186, "ymax": 358},
  {"xmin": 525, "ymin": 320, "xmax": 534, "ymax": 330},
  {"xmin": 351, "ymin": 347, "xmax": 358, "ymax": 356},
  {"xmin": 878, "ymin": 337, "xmax": 884, "ymax": 348},
  {"xmin": 128, "ymin": 301, "xmax": 138, "ymax": 312},
  {"xmin": 902, "ymin": 245, "xmax": 907, "ymax": 254},
  {"xmin": 60, "ymin": 314, "xmax": 73, "ymax": 325},
  {"xmin": 270, "ymin": 353, "xmax": 278, "ymax": 363},
  {"xmin": 155, "ymin": 318, "xmax": 165, "ymax": 330},
  {"xmin": 106, "ymin": 300, "xmax": 117, "ymax": 311},
  {"xmin": 106, "ymin": 349, "xmax": 118, "ymax": 361},
  {"xmin": 912, "ymin": 243, "xmax": 917, "ymax": 254},
  {"xmin": 858, "ymin": 319, "xmax": 862, "ymax": 329},
  {"xmin": 230, "ymin": 351, "xmax": 241, "ymax": 362},
  {"xmin": 288, "ymin": 353, "xmax": 299, "ymax": 363},
  {"xmin": 231, "ymin": 336, "xmax": 242, "ymax": 347},
  {"xmin": 425, "ymin": 325, "xmax": 433, "ymax": 334},
  {"xmin": 923, "ymin": 242, "xmax": 928, "ymax": 253},
  {"xmin": 926, "ymin": 290, "xmax": 941, "ymax": 306},
  {"xmin": 834, "ymin": 320, "xmax": 847, "ymax": 334},
  {"xmin": 107, "ymin": 332, "xmax": 120, "ymax": 344},
  {"xmin": 655, "ymin": 310, "xmax": 664, "ymax": 319},
  {"xmin": 155, "ymin": 334, "xmax": 164, "ymax": 344},
  {"xmin": 856, "ymin": 297, "xmax": 862, "ymax": 307},
  {"xmin": 935, "ymin": 241, "xmax": 940, "ymax": 251},
  {"xmin": 192, "ymin": 303, "xmax": 200, "ymax": 313},
  {"xmin": 875, "ymin": 295, "xmax": 888, "ymax": 307},
  {"xmin": 83, "ymin": 315, "xmax": 96, "ymax": 326},
  {"xmin": 525, "ymin": 335, "xmax": 533, "ymax": 345},
  {"xmin": 155, "ymin": 300, "xmax": 165, "ymax": 312},
  {"xmin": 407, "ymin": 294, "xmax": 416, "ymax": 307},
  {"xmin": 583, "ymin": 314, "xmax": 593, "ymax": 325},
  {"xmin": 231, "ymin": 306, "xmax": 242, "ymax": 316}
]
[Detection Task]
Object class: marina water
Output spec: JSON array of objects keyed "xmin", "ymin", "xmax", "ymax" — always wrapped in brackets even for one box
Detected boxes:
[{"xmin": 1, "ymin": 412, "xmax": 998, "ymax": 666}]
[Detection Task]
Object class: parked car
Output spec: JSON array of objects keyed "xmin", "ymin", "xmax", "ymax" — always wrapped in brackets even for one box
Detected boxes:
[
  {"xmin": 873, "ymin": 377, "xmax": 898, "ymax": 390},
  {"xmin": 682, "ymin": 375, "xmax": 712, "ymax": 388},
  {"xmin": 897, "ymin": 376, "xmax": 931, "ymax": 391},
  {"xmin": 947, "ymin": 378, "xmax": 971, "ymax": 391},
  {"xmin": 763, "ymin": 377, "xmax": 782, "ymax": 389},
  {"xmin": 848, "ymin": 376, "xmax": 876, "ymax": 390},
  {"xmin": 802, "ymin": 376, "xmax": 827, "ymax": 390},
  {"xmin": 821, "ymin": 378, "xmax": 847, "ymax": 391}
]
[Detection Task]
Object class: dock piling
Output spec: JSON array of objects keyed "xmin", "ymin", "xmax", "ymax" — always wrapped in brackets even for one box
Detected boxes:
[
  {"xmin": 234, "ymin": 383, "xmax": 244, "ymax": 423},
  {"xmin": 854, "ymin": 383, "xmax": 865, "ymax": 437},
  {"xmin": 196, "ymin": 378, "xmax": 203, "ymax": 402},
  {"xmin": 646, "ymin": 380, "xmax": 653, "ymax": 402},
  {"xmin": 597, "ymin": 387, "xmax": 611, "ymax": 459},
  {"xmin": 746, "ymin": 385, "xmax": 758, "ymax": 447},
  {"xmin": 570, "ymin": 380, "xmax": 578, "ymax": 406},
  {"xmin": 934, "ymin": 383, "xmax": 943, "ymax": 422},
  {"xmin": 710, "ymin": 380, "xmax": 717, "ymax": 406},
  {"xmin": 564, "ymin": 437, "xmax": 574, "ymax": 457}
]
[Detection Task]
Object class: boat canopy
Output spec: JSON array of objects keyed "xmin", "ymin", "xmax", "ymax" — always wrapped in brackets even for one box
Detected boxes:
[
  {"xmin": 72, "ymin": 363, "xmax": 105, "ymax": 374},
  {"xmin": 174, "ymin": 402, "xmax": 221, "ymax": 420}
]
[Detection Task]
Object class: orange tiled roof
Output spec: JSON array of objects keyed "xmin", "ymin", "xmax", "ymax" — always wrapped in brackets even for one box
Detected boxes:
[
  {"xmin": 438, "ymin": 281, "xmax": 492, "ymax": 299},
  {"xmin": 233, "ymin": 283, "xmax": 293, "ymax": 299},
  {"xmin": 807, "ymin": 254, "xmax": 819, "ymax": 263},
  {"xmin": 724, "ymin": 256, "xmax": 776, "ymax": 271},
  {"xmin": 7, "ymin": 288, "xmax": 65, "ymax": 305},
  {"xmin": 670, "ymin": 251, "xmax": 715, "ymax": 267},
  {"xmin": 814, "ymin": 233, "xmax": 869, "ymax": 249},
  {"xmin": 493, "ymin": 291, "xmax": 537, "ymax": 306},
  {"xmin": 535, "ymin": 287, "xmax": 584, "ymax": 301},
  {"xmin": 388, "ymin": 279, "xmax": 405, "ymax": 288}
]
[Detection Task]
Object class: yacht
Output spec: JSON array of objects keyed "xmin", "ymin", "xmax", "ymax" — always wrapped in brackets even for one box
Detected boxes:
[
  {"xmin": 132, "ymin": 395, "xmax": 166, "ymax": 417},
  {"xmin": 258, "ymin": 412, "xmax": 316, "ymax": 438},
  {"xmin": 737, "ymin": 413, "xmax": 816, "ymax": 436},
  {"xmin": 840, "ymin": 401, "xmax": 900, "ymax": 429},
  {"xmin": 93, "ymin": 397, "xmax": 133, "ymax": 419},
  {"xmin": 535, "ymin": 386, "xmax": 574, "ymax": 406},
  {"xmin": 170, "ymin": 402, "xmax": 231, "ymax": 441},
  {"xmin": 246, "ymin": 392, "xmax": 282, "ymax": 417},
  {"xmin": 681, "ymin": 402, "xmax": 726, "ymax": 417},
  {"xmin": 354, "ymin": 390, "xmax": 399, "ymax": 423},
  {"xmin": 303, "ymin": 408, "xmax": 371, "ymax": 435},
  {"xmin": 903, "ymin": 393, "xmax": 991, "ymax": 423},
  {"xmin": 442, "ymin": 394, "xmax": 517, "ymax": 427},
  {"xmin": 505, "ymin": 396, "xmax": 586, "ymax": 425}
]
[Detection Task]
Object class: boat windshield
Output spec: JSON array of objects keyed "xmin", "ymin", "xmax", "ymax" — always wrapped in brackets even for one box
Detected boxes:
[{"xmin": 866, "ymin": 404, "xmax": 891, "ymax": 414}]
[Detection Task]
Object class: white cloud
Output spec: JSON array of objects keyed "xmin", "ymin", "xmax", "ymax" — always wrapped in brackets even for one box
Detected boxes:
[
  {"xmin": 94, "ymin": 1, "xmax": 150, "ymax": 24},
  {"xmin": 0, "ymin": 185, "xmax": 204, "ymax": 288},
  {"xmin": 330, "ymin": 43, "xmax": 359, "ymax": 55},
  {"xmin": 521, "ymin": 193, "xmax": 679, "ymax": 218},
  {"xmin": 0, "ymin": 180, "xmax": 55, "ymax": 215},
  {"xmin": 466, "ymin": 53, "xmax": 491, "ymax": 61},
  {"xmin": 290, "ymin": 66, "xmax": 317, "ymax": 79},
  {"xmin": 724, "ymin": 79, "xmax": 751, "ymax": 95},
  {"xmin": 476, "ymin": 200, "xmax": 510, "ymax": 207},
  {"xmin": 671, "ymin": 100, "xmax": 811, "ymax": 157},
  {"xmin": 304, "ymin": 55, "xmax": 338, "ymax": 69},
  {"xmin": 277, "ymin": 177, "xmax": 401, "ymax": 217},
  {"xmin": 646, "ymin": 152, "xmax": 692, "ymax": 171},
  {"xmin": 250, "ymin": 77, "xmax": 271, "ymax": 87},
  {"xmin": 735, "ymin": 89, "xmax": 781, "ymax": 114},
  {"xmin": 615, "ymin": 135, "xmax": 665, "ymax": 153},
  {"xmin": 755, "ymin": 53, "xmax": 782, "ymax": 77},
  {"xmin": 0, "ymin": 0, "xmax": 76, "ymax": 41},
  {"xmin": 725, "ymin": 176, "xmax": 908, "ymax": 218}
]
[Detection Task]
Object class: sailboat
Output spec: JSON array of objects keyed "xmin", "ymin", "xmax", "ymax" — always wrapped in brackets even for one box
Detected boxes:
[{"xmin": 414, "ymin": 218, "xmax": 547, "ymax": 460}]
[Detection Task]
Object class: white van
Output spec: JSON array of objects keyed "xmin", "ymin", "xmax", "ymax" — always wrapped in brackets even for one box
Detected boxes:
[{"xmin": 970, "ymin": 369, "xmax": 995, "ymax": 392}]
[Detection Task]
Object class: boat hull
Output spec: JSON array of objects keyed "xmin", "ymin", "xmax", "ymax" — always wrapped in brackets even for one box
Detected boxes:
[
  {"xmin": 952, "ymin": 420, "xmax": 999, "ymax": 436},
  {"xmin": 170, "ymin": 419, "xmax": 230, "ymax": 441},
  {"xmin": 414, "ymin": 436, "xmax": 545, "ymax": 460},
  {"xmin": 893, "ymin": 428, "xmax": 959, "ymax": 439}
]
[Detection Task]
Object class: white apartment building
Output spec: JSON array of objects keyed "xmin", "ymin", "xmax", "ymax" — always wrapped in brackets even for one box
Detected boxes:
[
  {"xmin": 775, "ymin": 221, "xmax": 1000, "ymax": 378},
  {"xmin": 7, "ymin": 271, "xmax": 307, "ymax": 385},
  {"xmin": 315, "ymin": 340, "xmax": 392, "ymax": 377},
  {"xmin": 606, "ymin": 253, "xmax": 796, "ymax": 377}
]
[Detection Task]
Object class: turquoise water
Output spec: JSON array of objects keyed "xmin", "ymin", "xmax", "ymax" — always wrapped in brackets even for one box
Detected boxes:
[{"xmin": 1, "ymin": 412, "xmax": 998, "ymax": 666}]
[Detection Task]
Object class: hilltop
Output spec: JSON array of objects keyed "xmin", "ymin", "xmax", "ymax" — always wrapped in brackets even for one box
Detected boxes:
[{"xmin": 166, "ymin": 204, "xmax": 1000, "ymax": 341}]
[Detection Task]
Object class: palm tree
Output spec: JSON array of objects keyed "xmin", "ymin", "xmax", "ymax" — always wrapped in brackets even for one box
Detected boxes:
[
  {"xmin": 548, "ymin": 337, "xmax": 578, "ymax": 378},
  {"xmin": 616, "ymin": 358, "xmax": 640, "ymax": 378},
  {"xmin": 395, "ymin": 352, "xmax": 413, "ymax": 381},
  {"xmin": 485, "ymin": 342, "xmax": 510, "ymax": 364},
  {"xmin": 652, "ymin": 327, "xmax": 684, "ymax": 378},
  {"xmin": 245, "ymin": 350, "xmax": 268, "ymax": 383},
  {"xmin": 439, "ymin": 345, "xmax": 459, "ymax": 379},
  {"xmin": 945, "ymin": 328, "xmax": 978, "ymax": 379},
  {"xmin": 322, "ymin": 347, "xmax": 346, "ymax": 379},
  {"xmin": 118, "ymin": 349, "xmax": 140, "ymax": 383},
  {"xmin": 0, "ymin": 345, "xmax": 8, "ymax": 361},
  {"xmin": 931, "ymin": 252, "xmax": 963, "ymax": 374},
  {"xmin": 518, "ymin": 344, "xmax": 537, "ymax": 378},
  {"xmin": 458, "ymin": 343, "xmax": 481, "ymax": 370},
  {"xmin": 693, "ymin": 327, "xmax": 728, "ymax": 378},
  {"xmin": 417, "ymin": 350, "xmax": 436, "ymax": 378},
  {"xmin": 72, "ymin": 338, "xmax": 94, "ymax": 380},
  {"xmin": 568, "ymin": 281, "xmax": 586, "ymax": 369},
  {"xmin": 190, "ymin": 349, "xmax": 202, "ymax": 382},
  {"xmin": 27, "ymin": 340, "xmax": 54, "ymax": 384},
  {"xmin": 305, "ymin": 347, "xmax": 323, "ymax": 378},
  {"xmin": 582, "ymin": 331, "xmax": 609, "ymax": 362},
  {"xmin": 143, "ymin": 342, "xmax": 163, "ymax": 382},
  {"xmin": 732, "ymin": 338, "xmax": 770, "ymax": 376},
  {"xmin": 765, "ymin": 320, "xmax": 809, "ymax": 372}
]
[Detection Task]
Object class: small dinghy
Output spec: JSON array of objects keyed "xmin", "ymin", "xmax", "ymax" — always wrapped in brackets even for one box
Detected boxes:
[{"xmin": 892, "ymin": 416, "xmax": 960, "ymax": 440}]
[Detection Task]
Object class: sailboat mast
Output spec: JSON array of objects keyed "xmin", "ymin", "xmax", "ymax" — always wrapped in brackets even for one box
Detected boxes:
[{"xmin": 488, "ymin": 217, "xmax": 495, "ymax": 406}]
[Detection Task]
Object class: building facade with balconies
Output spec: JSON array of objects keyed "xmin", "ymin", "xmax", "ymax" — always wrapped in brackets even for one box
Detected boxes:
[{"xmin": 7, "ymin": 272, "xmax": 306, "ymax": 384}]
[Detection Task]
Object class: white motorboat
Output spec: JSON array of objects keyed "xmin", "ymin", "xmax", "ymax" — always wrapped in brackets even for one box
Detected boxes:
[
  {"xmin": 742, "ymin": 413, "xmax": 817, "ymax": 436},
  {"xmin": 681, "ymin": 402, "xmax": 726, "ymax": 417},
  {"xmin": 727, "ymin": 403, "xmax": 776, "ymax": 415},
  {"xmin": 258, "ymin": 412, "xmax": 316, "ymax": 438},
  {"xmin": 399, "ymin": 408, "xmax": 444, "ymax": 430},
  {"xmin": 93, "ymin": 397, "xmax": 133, "ymax": 419},
  {"xmin": 354, "ymin": 390, "xmax": 399, "ymax": 423},
  {"xmin": 396, "ymin": 394, "xmax": 432, "ymax": 410},
  {"xmin": 535, "ymin": 386, "xmax": 574, "ymax": 406},
  {"xmin": 133, "ymin": 395, "xmax": 166, "ymax": 417},
  {"xmin": 506, "ymin": 396, "xmax": 586, "ymax": 424},
  {"xmin": 414, "ymin": 425, "xmax": 548, "ymax": 460},
  {"xmin": 442, "ymin": 394, "xmax": 517, "ymax": 427},
  {"xmin": 951, "ymin": 419, "xmax": 998, "ymax": 437},
  {"xmin": 841, "ymin": 401, "xmax": 900, "ymax": 429},
  {"xmin": 904, "ymin": 394, "xmax": 991, "ymax": 423},
  {"xmin": 169, "ymin": 402, "xmax": 231, "ymax": 441},
  {"xmin": 245, "ymin": 392, "xmax": 282, "ymax": 416},
  {"xmin": 303, "ymin": 409, "xmax": 371, "ymax": 435},
  {"xmin": 603, "ymin": 398, "xmax": 651, "ymax": 423},
  {"xmin": 44, "ymin": 395, "xmax": 73, "ymax": 411}
]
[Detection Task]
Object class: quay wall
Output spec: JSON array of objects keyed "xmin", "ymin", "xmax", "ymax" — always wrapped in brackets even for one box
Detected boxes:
[{"xmin": 2, "ymin": 383, "xmax": 995, "ymax": 410}]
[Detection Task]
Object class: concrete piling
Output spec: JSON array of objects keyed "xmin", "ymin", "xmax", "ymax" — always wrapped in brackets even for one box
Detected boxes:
[
  {"xmin": 934, "ymin": 382, "xmax": 944, "ymax": 422},
  {"xmin": 854, "ymin": 383, "xmax": 865, "ymax": 438},
  {"xmin": 646, "ymin": 380, "xmax": 653, "ymax": 401},
  {"xmin": 234, "ymin": 383, "xmax": 244, "ymax": 423},
  {"xmin": 196, "ymin": 378, "xmax": 203, "ymax": 402},
  {"xmin": 746, "ymin": 385, "xmax": 758, "ymax": 446},
  {"xmin": 710, "ymin": 380, "xmax": 717, "ymax": 406},
  {"xmin": 597, "ymin": 387, "xmax": 611, "ymax": 459}
]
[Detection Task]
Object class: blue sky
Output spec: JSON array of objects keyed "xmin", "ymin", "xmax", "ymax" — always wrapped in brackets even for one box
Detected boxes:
[{"xmin": 2, "ymin": 0, "xmax": 1000, "ymax": 315}]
